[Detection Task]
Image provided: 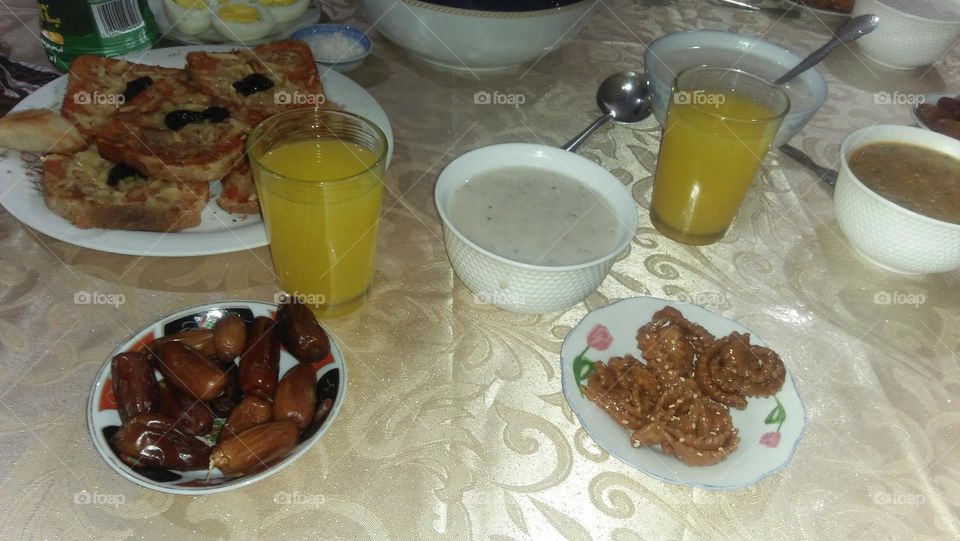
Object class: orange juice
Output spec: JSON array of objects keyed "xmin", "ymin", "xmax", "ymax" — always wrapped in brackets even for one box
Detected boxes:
[
  {"xmin": 254, "ymin": 138, "xmax": 384, "ymax": 317},
  {"xmin": 651, "ymin": 91, "xmax": 784, "ymax": 245}
]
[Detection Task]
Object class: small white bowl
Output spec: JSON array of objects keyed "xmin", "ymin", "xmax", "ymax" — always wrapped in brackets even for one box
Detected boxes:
[
  {"xmin": 834, "ymin": 125, "xmax": 960, "ymax": 274},
  {"xmin": 852, "ymin": 0, "xmax": 960, "ymax": 70},
  {"xmin": 644, "ymin": 30, "xmax": 828, "ymax": 148},
  {"xmin": 292, "ymin": 24, "xmax": 372, "ymax": 73},
  {"xmin": 435, "ymin": 144, "xmax": 638, "ymax": 314}
]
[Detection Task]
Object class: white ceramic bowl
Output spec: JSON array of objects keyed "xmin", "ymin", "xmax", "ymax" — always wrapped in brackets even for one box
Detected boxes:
[
  {"xmin": 834, "ymin": 125, "xmax": 960, "ymax": 274},
  {"xmin": 435, "ymin": 144, "xmax": 638, "ymax": 313},
  {"xmin": 644, "ymin": 30, "xmax": 828, "ymax": 148},
  {"xmin": 358, "ymin": 0, "xmax": 599, "ymax": 71},
  {"xmin": 88, "ymin": 300, "xmax": 346, "ymax": 494},
  {"xmin": 852, "ymin": 0, "xmax": 960, "ymax": 70}
]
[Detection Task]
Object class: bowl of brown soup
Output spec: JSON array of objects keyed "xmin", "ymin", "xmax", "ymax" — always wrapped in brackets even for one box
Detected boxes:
[{"xmin": 835, "ymin": 125, "xmax": 960, "ymax": 274}]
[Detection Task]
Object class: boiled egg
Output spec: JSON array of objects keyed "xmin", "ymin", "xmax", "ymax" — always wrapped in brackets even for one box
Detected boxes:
[
  {"xmin": 257, "ymin": 0, "xmax": 309, "ymax": 23},
  {"xmin": 162, "ymin": 0, "xmax": 212, "ymax": 35},
  {"xmin": 211, "ymin": 3, "xmax": 276, "ymax": 41}
]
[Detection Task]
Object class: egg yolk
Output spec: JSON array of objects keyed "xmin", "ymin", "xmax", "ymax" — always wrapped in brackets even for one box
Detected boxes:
[
  {"xmin": 260, "ymin": 0, "xmax": 296, "ymax": 5},
  {"xmin": 219, "ymin": 4, "xmax": 261, "ymax": 22},
  {"xmin": 174, "ymin": 0, "xmax": 207, "ymax": 8}
]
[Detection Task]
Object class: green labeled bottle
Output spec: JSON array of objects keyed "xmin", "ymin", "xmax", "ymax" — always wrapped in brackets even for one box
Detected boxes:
[{"xmin": 38, "ymin": 0, "xmax": 160, "ymax": 71}]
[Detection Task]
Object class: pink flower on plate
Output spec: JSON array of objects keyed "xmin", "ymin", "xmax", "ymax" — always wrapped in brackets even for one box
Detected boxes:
[
  {"xmin": 760, "ymin": 431, "xmax": 782, "ymax": 448},
  {"xmin": 587, "ymin": 324, "xmax": 613, "ymax": 351}
]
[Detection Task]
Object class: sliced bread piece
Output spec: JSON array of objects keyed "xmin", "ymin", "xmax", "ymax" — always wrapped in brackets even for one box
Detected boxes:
[{"xmin": 42, "ymin": 147, "xmax": 209, "ymax": 232}]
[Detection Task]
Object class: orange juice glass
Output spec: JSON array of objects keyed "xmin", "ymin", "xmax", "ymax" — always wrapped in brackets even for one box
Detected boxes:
[
  {"xmin": 248, "ymin": 109, "xmax": 388, "ymax": 317},
  {"xmin": 651, "ymin": 67, "xmax": 790, "ymax": 245}
]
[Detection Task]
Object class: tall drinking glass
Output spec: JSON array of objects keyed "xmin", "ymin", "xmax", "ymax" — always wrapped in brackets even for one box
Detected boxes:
[
  {"xmin": 651, "ymin": 67, "xmax": 790, "ymax": 245},
  {"xmin": 248, "ymin": 109, "xmax": 388, "ymax": 317}
]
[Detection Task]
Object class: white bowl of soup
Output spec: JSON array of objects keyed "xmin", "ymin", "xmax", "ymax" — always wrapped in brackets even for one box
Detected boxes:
[
  {"xmin": 835, "ymin": 125, "xmax": 960, "ymax": 274},
  {"xmin": 435, "ymin": 144, "xmax": 639, "ymax": 313}
]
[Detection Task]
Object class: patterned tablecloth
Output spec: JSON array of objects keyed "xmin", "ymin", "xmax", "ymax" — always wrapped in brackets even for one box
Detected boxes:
[{"xmin": 1, "ymin": 0, "xmax": 959, "ymax": 539}]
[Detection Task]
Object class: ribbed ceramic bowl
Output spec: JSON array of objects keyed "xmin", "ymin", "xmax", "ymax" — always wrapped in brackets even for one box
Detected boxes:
[
  {"xmin": 435, "ymin": 144, "xmax": 638, "ymax": 313},
  {"xmin": 835, "ymin": 125, "xmax": 960, "ymax": 274},
  {"xmin": 852, "ymin": 0, "xmax": 960, "ymax": 70}
]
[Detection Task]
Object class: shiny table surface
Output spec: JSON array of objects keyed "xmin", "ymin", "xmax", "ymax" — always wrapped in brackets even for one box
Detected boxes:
[{"xmin": 1, "ymin": 0, "xmax": 959, "ymax": 539}]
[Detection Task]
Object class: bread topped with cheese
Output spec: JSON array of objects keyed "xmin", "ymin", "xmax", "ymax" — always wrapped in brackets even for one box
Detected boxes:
[
  {"xmin": 60, "ymin": 55, "xmax": 188, "ymax": 137},
  {"xmin": 185, "ymin": 40, "xmax": 326, "ymax": 127},
  {"xmin": 217, "ymin": 158, "xmax": 259, "ymax": 214},
  {"xmin": 42, "ymin": 147, "xmax": 209, "ymax": 232},
  {"xmin": 95, "ymin": 77, "xmax": 246, "ymax": 184}
]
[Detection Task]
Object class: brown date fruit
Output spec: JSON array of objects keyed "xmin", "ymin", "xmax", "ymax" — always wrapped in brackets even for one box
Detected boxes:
[
  {"xmin": 220, "ymin": 395, "xmax": 273, "ymax": 441},
  {"xmin": 239, "ymin": 316, "xmax": 280, "ymax": 400},
  {"xmin": 154, "ymin": 380, "xmax": 182, "ymax": 419},
  {"xmin": 111, "ymin": 351, "xmax": 159, "ymax": 423},
  {"xmin": 208, "ymin": 368, "xmax": 242, "ymax": 417},
  {"xmin": 147, "ymin": 328, "xmax": 216, "ymax": 359},
  {"xmin": 278, "ymin": 302, "xmax": 330, "ymax": 363},
  {"xmin": 112, "ymin": 413, "xmax": 211, "ymax": 470},
  {"xmin": 173, "ymin": 387, "xmax": 215, "ymax": 436},
  {"xmin": 153, "ymin": 380, "xmax": 214, "ymax": 436},
  {"xmin": 157, "ymin": 341, "xmax": 227, "ymax": 401},
  {"xmin": 938, "ymin": 96, "xmax": 960, "ymax": 118},
  {"xmin": 210, "ymin": 421, "xmax": 299, "ymax": 475},
  {"xmin": 213, "ymin": 313, "xmax": 247, "ymax": 362},
  {"xmin": 273, "ymin": 363, "xmax": 316, "ymax": 431}
]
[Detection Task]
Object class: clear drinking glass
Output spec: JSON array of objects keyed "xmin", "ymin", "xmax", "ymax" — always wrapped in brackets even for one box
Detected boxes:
[
  {"xmin": 651, "ymin": 67, "xmax": 790, "ymax": 245},
  {"xmin": 248, "ymin": 109, "xmax": 388, "ymax": 317}
]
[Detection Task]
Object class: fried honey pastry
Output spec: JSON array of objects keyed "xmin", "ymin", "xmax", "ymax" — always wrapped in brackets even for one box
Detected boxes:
[
  {"xmin": 695, "ymin": 332, "xmax": 786, "ymax": 410},
  {"xmin": 637, "ymin": 306, "xmax": 716, "ymax": 355},
  {"xmin": 630, "ymin": 382, "xmax": 739, "ymax": 467},
  {"xmin": 640, "ymin": 324, "xmax": 697, "ymax": 390},
  {"xmin": 582, "ymin": 355, "xmax": 659, "ymax": 431}
]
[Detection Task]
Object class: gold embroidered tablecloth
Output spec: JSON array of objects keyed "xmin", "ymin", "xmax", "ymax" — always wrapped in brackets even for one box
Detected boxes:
[{"xmin": 1, "ymin": 0, "xmax": 959, "ymax": 539}]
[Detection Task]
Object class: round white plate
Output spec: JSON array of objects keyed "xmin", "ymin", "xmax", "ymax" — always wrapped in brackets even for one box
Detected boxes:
[
  {"xmin": 560, "ymin": 297, "xmax": 805, "ymax": 490},
  {"xmin": 0, "ymin": 45, "xmax": 393, "ymax": 257},
  {"xmin": 149, "ymin": 0, "xmax": 321, "ymax": 46},
  {"xmin": 87, "ymin": 300, "xmax": 347, "ymax": 495},
  {"xmin": 783, "ymin": 0, "xmax": 851, "ymax": 18},
  {"xmin": 912, "ymin": 92, "xmax": 956, "ymax": 132}
]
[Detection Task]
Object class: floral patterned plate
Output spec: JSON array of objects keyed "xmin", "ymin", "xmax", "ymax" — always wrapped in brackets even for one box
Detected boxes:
[
  {"xmin": 560, "ymin": 297, "xmax": 805, "ymax": 490},
  {"xmin": 87, "ymin": 300, "xmax": 346, "ymax": 494}
]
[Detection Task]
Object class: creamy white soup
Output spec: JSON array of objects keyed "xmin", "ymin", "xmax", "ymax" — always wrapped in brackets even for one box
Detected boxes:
[{"xmin": 448, "ymin": 167, "xmax": 624, "ymax": 266}]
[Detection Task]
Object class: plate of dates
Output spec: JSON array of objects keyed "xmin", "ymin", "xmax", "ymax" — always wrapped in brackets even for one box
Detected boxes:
[{"xmin": 87, "ymin": 299, "xmax": 346, "ymax": 494}]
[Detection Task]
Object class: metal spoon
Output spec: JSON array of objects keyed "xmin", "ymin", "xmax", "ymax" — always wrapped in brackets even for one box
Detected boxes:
[
  {"xmin": 781, "ymin": 144, "xmax": 838, "ymax": 187},
  {"xmin": 562, "ymin": 71, "xmax": 653, "ymax": 152},
  {"xmin": 774, "ymin": 14, "xmax": 880, "ymax": 85}
]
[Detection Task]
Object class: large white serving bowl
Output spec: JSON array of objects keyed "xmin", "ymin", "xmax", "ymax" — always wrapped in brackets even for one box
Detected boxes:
[
  {"xmin": 358, "ymin": 0, "xmax": 599, "ymax": 71},
  {"xmin": 852, "ymin": 0, "xmax": 960, "ymax": 70},
  {"xmin": 834, "ymin": 125, "xmax": 960, "ymax": 274},
  {"xmin": 435, "ymin": 144, "xmax": 638, "ymax": 314},
  {"xmin": 644, "ymin": 29, "xmax": 828, "ymax": 148}
]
